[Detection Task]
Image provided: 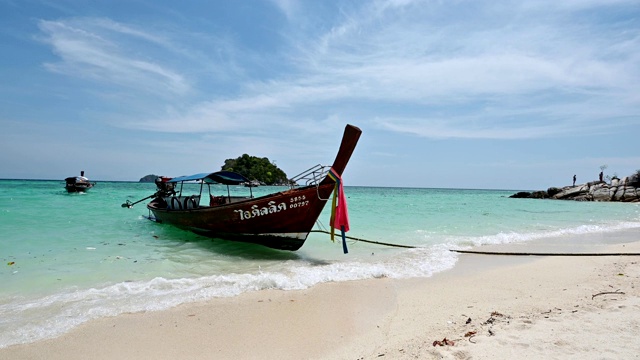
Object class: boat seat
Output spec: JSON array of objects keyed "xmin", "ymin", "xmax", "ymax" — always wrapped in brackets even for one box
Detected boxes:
[
  {"xmin": 184, "ymin": 195, "xmax": 200, "ymax": 209},
  {"xmin": 209, "ymin": 195, "xmax": 226, "ymax": 206},
  {"xmin": 168, "ymin": 196, "xmax": 182, "ymax": 210}
]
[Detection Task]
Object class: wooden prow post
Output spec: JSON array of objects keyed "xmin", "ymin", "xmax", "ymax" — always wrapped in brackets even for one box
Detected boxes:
[{"xmin": 329, "ymin": 124, "xmax": 362, "ymax": 176}]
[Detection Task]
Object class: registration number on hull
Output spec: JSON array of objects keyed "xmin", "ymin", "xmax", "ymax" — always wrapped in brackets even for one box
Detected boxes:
[{"xmin": 234, "ymin": 196, "xmax": 309, "ymax": 220}]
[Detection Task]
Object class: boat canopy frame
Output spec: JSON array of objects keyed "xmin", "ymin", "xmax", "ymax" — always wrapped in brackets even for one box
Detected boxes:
[
  {"xmin": 163, "ymin": 164, "xmax": 334, "ymax": 205},
  {"xmin": 168, "ymin": 170, "xmax": 249, "ymax": 185},
  {"xmin": 166, "ymin": 171, "xmax": 252, "ymax": 201}
]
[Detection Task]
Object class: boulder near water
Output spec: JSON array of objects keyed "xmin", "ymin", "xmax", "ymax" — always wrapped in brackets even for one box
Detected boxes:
[{"xmin": 510, "ymin": 172, "xmax": 640, "ymax": 202}]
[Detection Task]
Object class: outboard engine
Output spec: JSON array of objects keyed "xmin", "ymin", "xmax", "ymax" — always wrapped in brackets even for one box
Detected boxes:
[{"xmin": 155, "ymin": 176, "xmax": 176, "ymax": 197}]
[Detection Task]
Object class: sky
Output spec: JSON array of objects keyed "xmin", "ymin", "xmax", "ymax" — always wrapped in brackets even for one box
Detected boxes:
[{"xmin": 1, "ymin": 0, "xmax": 639, "ymax": 190}]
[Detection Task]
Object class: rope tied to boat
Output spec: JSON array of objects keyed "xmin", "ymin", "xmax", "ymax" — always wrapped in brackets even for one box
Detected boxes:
[
  {"xmin": 310, "ymin": 230, "xmax": 418, "ymax": 249},
  {"xmin": 450, "ymin": 250, "xmax": 640, "ymax": 256},
  {"xmin": 311, "ymin": 229, "xmax": 640, "ymax": 255}
]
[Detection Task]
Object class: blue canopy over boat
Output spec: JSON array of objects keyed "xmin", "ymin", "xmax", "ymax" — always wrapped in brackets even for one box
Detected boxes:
[{"xmin": 168, "ymin": 171, "xmax": 249, "ymax": 185}]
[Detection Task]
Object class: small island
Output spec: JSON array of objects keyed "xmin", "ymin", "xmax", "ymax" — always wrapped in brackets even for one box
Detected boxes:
[
  {"xmin": 511, "ymin": 171, "xmax": 640, "ymax": 202},
  {"xmin": 138, "ymin": 154, "xmax": 289, "ymax": 185},
  {"xmin": 139, "ymin": 174, "xmax": 160, "ymax": 182},
  {"xmin": 221, "ymin": 154, "xmax": 288, "ymax": 185}
]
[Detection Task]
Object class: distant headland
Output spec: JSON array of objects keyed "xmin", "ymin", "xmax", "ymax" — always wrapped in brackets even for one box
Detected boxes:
[
  {"xmin": 511, "ymin": 171, "xmax": 640, "ymax": 202},
  {"xmin": 139, "ymin": 175, "xmax": 158, "ymax": 182}
]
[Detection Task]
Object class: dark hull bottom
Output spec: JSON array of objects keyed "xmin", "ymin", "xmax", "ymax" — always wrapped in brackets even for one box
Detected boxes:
[
  {"xmin": 149, "ymin": 216, "xmax": 305, "ymax": 250},
  {"xmin": 66, "ymin": 185, "xmax": 93, "ymax": 193},
  {"xmin": 191, "ymin": 230, "xmax": 306, "ymax": 251}
]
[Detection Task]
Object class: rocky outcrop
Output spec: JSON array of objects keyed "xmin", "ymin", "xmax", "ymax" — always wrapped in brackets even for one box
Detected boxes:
[{"xmin": 510, "ymin": 173, "xmax": 640, "ymax": 202}]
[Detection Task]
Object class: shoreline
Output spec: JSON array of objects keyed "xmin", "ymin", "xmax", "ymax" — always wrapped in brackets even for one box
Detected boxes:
[{"xmin": 2, "ymin": 230, "xmax": 639, "ymax": 359}]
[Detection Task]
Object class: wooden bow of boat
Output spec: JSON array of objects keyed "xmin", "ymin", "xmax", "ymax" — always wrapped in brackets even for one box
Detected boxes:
[{"xmin": 329, "ymin": 124, "xmax": 362, "ymax": 176}]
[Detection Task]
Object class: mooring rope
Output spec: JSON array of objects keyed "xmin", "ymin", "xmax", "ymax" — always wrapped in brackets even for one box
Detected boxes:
[
  {"xmin": 450, "ymin": 250, "xmax": 640, "ymax": 256},
  {"xmin": 310, "ymin": 230, "xmax": 417, "ymax": 249},
  {"xmin": 310, "ymin": 230, "xmax": 640, "ymax": 255}
]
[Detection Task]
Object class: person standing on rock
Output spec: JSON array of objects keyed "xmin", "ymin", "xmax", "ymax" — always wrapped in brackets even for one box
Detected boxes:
[
  {"xmin": 573, "ymin": 175, "xmax": 576, "ymax": 186},
  {"xmin": 599, "ymin": 171, "xmax": 604, "ymax": 182}
]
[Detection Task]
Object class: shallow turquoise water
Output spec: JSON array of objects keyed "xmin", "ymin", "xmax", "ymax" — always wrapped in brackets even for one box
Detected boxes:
[{"xmin": 1, "ymin": 179, "xmax": 639, "ymax": 347}]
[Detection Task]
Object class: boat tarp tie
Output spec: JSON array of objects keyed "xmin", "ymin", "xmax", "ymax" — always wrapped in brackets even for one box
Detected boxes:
[{"xmin": 328, "ymin": 167, "xmax": 349, "ymax": 254}]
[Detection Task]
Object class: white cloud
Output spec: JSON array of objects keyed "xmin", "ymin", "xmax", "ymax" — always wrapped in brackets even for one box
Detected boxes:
[
  {"xmin": 266, "ymin": 0, "xmax": 640, "ymax": 139},
  {"xmin": 35, "ymin": 1, "xmax": 640, "ymax": 143},
  {"xmin": 268, "ymin": 0, "xmax": 301, "ymax": 20},
  {"xmin": 38, "ymin": 18, "xmax": 189, "ymax": 95}
]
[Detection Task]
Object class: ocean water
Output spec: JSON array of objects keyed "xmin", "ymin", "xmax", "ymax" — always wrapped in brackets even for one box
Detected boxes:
[{"xmin": 1, "ymin": 179, "xmax": 639, "ymax": 348}]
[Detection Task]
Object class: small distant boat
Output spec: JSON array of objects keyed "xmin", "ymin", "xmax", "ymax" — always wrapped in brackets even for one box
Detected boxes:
[
  {"xmin": 123, "ymin": 124, "xmax": 361, "ymax": 251},
  {"xmin": 65, "ymin": 171, "xmax": 95, "ymax": 193}
]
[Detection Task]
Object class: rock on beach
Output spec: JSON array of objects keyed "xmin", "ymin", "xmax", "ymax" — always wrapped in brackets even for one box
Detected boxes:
[{"xmin": 510, "ymin": 172, "xmax": 640, "ymax": 202}]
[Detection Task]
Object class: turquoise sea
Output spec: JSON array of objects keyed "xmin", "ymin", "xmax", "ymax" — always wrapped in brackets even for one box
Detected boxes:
[{"xmin": 1, "ymin": 179, "xmax": 640, "ymax": 348}]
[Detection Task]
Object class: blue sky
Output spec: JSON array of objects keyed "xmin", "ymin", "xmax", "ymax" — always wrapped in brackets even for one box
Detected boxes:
[{"xmin": 1, "ymin": 0, "xmax": 639, "ymax": 190}]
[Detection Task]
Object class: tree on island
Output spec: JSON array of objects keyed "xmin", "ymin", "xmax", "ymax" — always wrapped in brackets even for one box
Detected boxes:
[{"xmin": 221, "ymin": 154, "xmax": 288, "ymax": 185}]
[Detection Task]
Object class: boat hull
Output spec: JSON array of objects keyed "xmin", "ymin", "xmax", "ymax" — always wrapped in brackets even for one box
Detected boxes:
[
  {"xmin": 65, "ymin": 183, "xmax": 94, "ymax": 192},
  {"xmin": 142, "ymin": 124, "xmax": 361, "ymax": 251},
  {"xmin": 147, "ymin": 183, "xmax": 335, "ymax": 250}
]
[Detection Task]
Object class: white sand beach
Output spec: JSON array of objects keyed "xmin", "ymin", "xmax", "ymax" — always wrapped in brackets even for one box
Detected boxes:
[{"xmin": 2, "ymin": 231, "xmax": 639, "ymax": 360}]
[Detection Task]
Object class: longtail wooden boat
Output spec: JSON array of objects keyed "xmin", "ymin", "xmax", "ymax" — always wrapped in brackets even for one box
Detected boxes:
[
  {"xmin": 130, "ymin": 124, "xmax": 361, "ymax": 251},
  {"xmin": 64, "ymin": 171, "xmax": 95, "ymax": 193}
]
